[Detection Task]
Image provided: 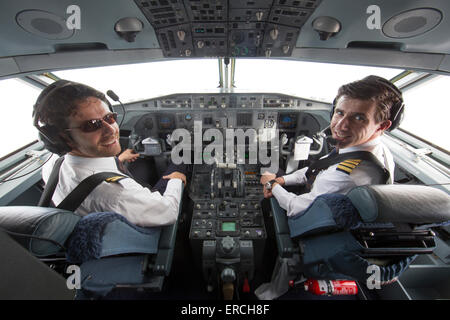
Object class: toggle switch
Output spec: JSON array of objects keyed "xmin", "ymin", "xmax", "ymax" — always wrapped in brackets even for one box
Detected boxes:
[
  {"xmin": 177, "ymin": 30, "xmax": 185, "ymax": 41},
  {"xmin": 256, "ymin": 11, "xmax": 264, "ymax": 21},
  {"xmin": 270, "ymin": 28, "xmax": 279, "ymax": 40}
]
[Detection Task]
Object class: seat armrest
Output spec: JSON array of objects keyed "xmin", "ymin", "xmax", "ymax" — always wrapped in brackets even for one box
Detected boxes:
[
  {"xmin": 152, "ymin": 185, "xmax": 184, "ymax": 275},
  {"xmin": 270, "ymin": 197, "xmax": 290, "ymax": 234},
  {"xmin": 269, "ymin": 198, "xmax": 296, "ymax": 258}
]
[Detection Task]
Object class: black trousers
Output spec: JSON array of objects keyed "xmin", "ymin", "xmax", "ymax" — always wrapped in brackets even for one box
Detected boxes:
[
  {"xmin": 150, "ymin": 163, "xmax": 189, "ymax": 194},
  {"xmin": 122, "ymin": 156, "xmax": 189, "ymax": 194}
]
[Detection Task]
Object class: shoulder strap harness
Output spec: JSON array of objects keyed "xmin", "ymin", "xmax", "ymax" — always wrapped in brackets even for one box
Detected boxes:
[
  {"xmin": 38, "ymin": 156, "xmax": 127, "ymax": 212},
  {"xmin": 305, "ymin": 151, "xmax": 390, "ymax": 188}
]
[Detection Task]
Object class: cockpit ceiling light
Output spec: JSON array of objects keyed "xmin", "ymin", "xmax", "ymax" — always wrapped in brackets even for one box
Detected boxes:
[
  {"xmin": 312, "ymin": 16, "xmax": 341, "ymax": 41},
  {"xmin": 15, "ymin": 10, "xmax": 74, "ymax": 40},
  {"xmin": 382, "ymin": 8, "xmax": 442, "ymax": 39},
  {"xmin": 114, "ymin": 17, "xmax": 144, "ymax": 42}
]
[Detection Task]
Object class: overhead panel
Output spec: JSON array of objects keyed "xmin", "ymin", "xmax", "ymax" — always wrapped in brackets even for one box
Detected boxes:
[{"xmin": 134, "ymin": 0, "xmax": 322, "ymax": 57}]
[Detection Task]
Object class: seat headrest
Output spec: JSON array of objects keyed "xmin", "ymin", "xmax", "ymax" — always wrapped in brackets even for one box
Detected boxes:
[
  {"xmin": 0, "ymin": 206, "xmax": 81, "ymax": 256},
  {"xmin": 346, "ymin": 185, "xmax": 450, "ymax": 224}
]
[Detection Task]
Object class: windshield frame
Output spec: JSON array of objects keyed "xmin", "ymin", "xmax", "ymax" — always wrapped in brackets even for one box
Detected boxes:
[{"xmin": 52, "ymin": 58, "xmax": 404, "ymax": 103}]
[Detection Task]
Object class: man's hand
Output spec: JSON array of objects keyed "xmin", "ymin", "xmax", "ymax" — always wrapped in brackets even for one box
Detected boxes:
[
  {"xmin": 260, "ymin": 172, "xmax": 285, "ymax": 186},
  {"xmin": 263, "ymin": 185, "xmax": 273, "ymax": 198},
  {"xmin": 261, "ymin": 172, "xmax": 285, "ymax": 198},
  {"xmin": 260, "ymin": 172, "xmax": 276, "ymax": 185},
  {"xmin": 163, "ymin": 171, "xmax": 187, "ymax": 186},
  {"xmin": 118, "ymin": 149, "xmax": 139, "ymax": 163}
]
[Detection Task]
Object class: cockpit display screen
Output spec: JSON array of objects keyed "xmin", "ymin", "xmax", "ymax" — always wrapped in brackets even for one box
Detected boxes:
[
  {"xmin": 278, "ymin": 113, "xmax": 297, "ymax": 129},
  {"xmin": 221, "ymin": 222, "xmax": 236, "ymax": 232},
  {"xmin": 158, "ymin": 114, "xmax": 175, "ymax": 130}
]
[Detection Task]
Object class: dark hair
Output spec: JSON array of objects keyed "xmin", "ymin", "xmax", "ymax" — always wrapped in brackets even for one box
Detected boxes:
[
  {"xmin": 335, "ymin": 75, "xmax": 403, "ymax": 123},
  {"xmin": 33, "ymin": 80, "xmax": 110, "ymax": 131}
]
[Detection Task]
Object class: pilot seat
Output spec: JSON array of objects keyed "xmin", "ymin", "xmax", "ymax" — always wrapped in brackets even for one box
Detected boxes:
[
  {"xmin": 0, "ymin": 187, "xmax": 183, "ymax": 299},
  {"xmin": 263, "ymin": 184, "xmax": 450, "ymax": 299}
]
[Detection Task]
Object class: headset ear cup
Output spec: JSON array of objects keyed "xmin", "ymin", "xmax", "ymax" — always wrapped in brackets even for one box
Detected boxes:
[
  {"xmin": 37, "ymin": 125, "xmax": 72, "ymax": 155},
  {"xmin": 331, "ymin": 97, "xmax": 337, "ymax": 119},
  {"xmin": 106, "ymin": 99, "xmax": 113, "ymax": 112},
  {"xmin": 388, "ymin": 102, "xmax": 404, "ymax": 131},
  {"xmin": 373, "ymin": 77, "xmax": 404, "ymax": 131}
]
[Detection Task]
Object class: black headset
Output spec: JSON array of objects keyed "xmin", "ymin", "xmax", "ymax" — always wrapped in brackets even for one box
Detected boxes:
[
  {"xmin": 33, "ymin": 80, "xmax": 113, "ymax": 155},
  {"xmin": 331, "ymin": 77, "xmax": 404, "ymax": 132}
]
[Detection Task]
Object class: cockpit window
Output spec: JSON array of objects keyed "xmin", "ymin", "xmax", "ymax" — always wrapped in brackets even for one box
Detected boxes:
[
  {"xmin": 53, "ymin": 60, "xmax": 219, "ymax": 103},
  {"xmin": 53, "ymin": 59, "xmax": 401, "ymax": 103},
  {"xmin": 401, "ymin": 75, "xmax": 450, "ymax": 152},
  {"xmin": 234, "ymin": 60, "xmax": 401, "ymax": 102},
  {"xmin": 0, "ymin": 78, "xmax": 40, "ymax": 158}
]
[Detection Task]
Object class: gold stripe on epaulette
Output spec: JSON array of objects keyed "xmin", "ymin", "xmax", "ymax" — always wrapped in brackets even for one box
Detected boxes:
[
  {"xmin": 342, "ymin": 159, "xmax": 362, "ymax": 166},
  {"xmin": 337, "ymin": 165, "xmax": 353, "ymax": 174},
  {"xmin": 339, "ymin": 162, "xmax": 358, "ymax": 169},
  {"xmin": 337, "ymin": 159, "xmax": 362, "ymax": 175},
  {"xmin": 105, "ymin": 176, "xmax": 125, "ymax": 183}
]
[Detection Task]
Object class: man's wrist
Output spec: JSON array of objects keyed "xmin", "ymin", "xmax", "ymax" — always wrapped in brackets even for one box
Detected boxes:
[{"xmin": 265, "ymin": 179, "xmax": 279, "ymax": 190}]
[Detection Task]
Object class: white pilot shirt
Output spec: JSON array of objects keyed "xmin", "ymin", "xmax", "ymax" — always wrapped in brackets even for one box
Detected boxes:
[
  {"xmin": 42, "ymin": 155, "xmax": 183, "ymax": 227},
  {"xmin": 272, "ymin": 137, "xmax": 395, "ymax": 217}
]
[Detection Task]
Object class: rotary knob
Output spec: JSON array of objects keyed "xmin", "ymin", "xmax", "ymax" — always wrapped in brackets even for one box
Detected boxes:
[
  {"xmin": 221, "ymin": 236, "xmax": 235, "ymax": 253},
  {"xmin": 221, "ymin": 267, "xmax": 236, "ymax": 282}
]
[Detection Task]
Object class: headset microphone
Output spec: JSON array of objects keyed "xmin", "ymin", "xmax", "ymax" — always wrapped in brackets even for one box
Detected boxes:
[
  {"xmin": 106, "ymin": 90, "xmax": 126, "ymax": 128},
  {"xmin": 318, "ymin": 126, "xmax": 337, "ymax": 146},
  {"xmin": 326, "ymin": 135, "xmax": 337, "ymax": 146},
  {"xmin": 309, "ymin": 125, "xmax": 336, "ymax": 156},
  {"xmin": 106, "ymin": 90, "xmax": 119, "ymax": 102}
]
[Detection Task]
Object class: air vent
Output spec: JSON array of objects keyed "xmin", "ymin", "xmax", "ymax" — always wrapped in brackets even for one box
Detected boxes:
[
  {"xmin": 382, "ymin": 8, "xmax": 442, "ymax": 38},
  {"xmin": 16, "ymin": 10, "xmax": 74, "ymax": 40}
]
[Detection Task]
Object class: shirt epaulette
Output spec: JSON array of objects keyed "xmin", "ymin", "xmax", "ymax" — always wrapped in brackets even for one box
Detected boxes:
[
  {"xmin": 105, "ymin": 175, "xmax": 127, "ymax": 183},
  {"xmin": 336, "ymin": 159, "xmax": 362, "ymax": 175}
]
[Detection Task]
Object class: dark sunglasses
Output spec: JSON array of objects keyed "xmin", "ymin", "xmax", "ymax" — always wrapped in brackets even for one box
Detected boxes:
[{"xmin": 65, "ymin": 112, "xmax": 118, "ymax": 133}]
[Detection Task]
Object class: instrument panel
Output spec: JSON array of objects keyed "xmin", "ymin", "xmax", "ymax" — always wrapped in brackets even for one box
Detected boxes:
[
  {"xmin": 118, "ymin": 92, "xmax": 329, "ymax": 295},
  {"xmin": 142, "ymin": 92, "xmax": 318, "ymax": 109},
  {"xmin": 122, "ymin": 93, "xmax": 328, "ymax": 158},
  {"xmin": 133, "ymin": 0, "xmax": 323, "ymax": 58},
  {"xmin": 124, "ymin": 93, "xmax": 328, "ymax": 143},
  {"xmin": 189, "ymin": 163, "xmax": 266, "ymax": 290}
]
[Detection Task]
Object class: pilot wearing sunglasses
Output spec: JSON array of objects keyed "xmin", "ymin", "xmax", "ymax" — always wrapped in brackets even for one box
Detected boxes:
[{"xmin": 35, "ymin": 80, "xmax": 186, "ymax": 227}]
